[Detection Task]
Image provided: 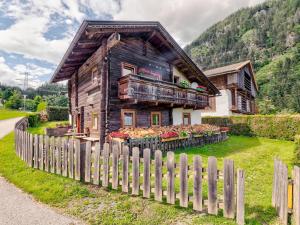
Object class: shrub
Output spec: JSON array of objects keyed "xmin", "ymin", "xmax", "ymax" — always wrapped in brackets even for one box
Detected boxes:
[
  {"xmin": 202, "ymin": 115, "xmax": 300, "ymax": 141},
  {"xmin": 28, "ymin": 114, "xmax": 40, "ymax": 127},
  {"xmin": 46, "ymin": 106, "xmax": 68, "ymax": 121},
  {"xmin": 295, "ymin": 135, "xmax": 300, "ymax": 165},
  {"xmin": 36, "ymin": 101, "xmax": 47, "ymax": 112}
]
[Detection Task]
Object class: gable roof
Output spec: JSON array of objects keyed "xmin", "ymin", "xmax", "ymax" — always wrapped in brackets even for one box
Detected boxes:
[
  {"xmin": 204, "ymin": 60, "xmax": 258, "ymax": 91},
  {"xmin": 50, "ymin": 20, "xmax": 219, "ymax": 95}
]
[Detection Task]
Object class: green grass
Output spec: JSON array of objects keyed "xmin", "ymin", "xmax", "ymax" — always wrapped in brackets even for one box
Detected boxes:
[
  {"xmin": 27, "ymin": 121, "xmax": 68, "ymax": 135},
  {"xmin": 0, "ymin": 108, "xmax": 29, "ymax": 120},
  {"xmin": 0, "ymin": 133, "xmax": 295, "ymax": 224}
]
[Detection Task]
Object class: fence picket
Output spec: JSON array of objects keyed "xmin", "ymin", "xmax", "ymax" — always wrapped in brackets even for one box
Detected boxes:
[
  {"xmin": 180, "ymin": 153, "xmax": 188, "ymax": 207},
  {"xmin": 112, "ymin": 143, "xmax": 119, "ymax": 189},
  {"xmin": 193, "ymin": 155, "xmax": 202, "ymax": 211},
  {"xmin": 208, "ymin": 156, "xmax": 218, "ymax": 215},
  {"xmin": 61, "ymin": 138, "xmax": 67, "ymax": 177},
  {"xmin": 39, "ymin": 135, "xmax": 44, "ymax": 170},
  {"xmin": 68, "ymin": 139, "xmax": 74, "ymax": 179},
  {"xmin": 56, "ymin": 138, "xmax": 62, "ymax": 175},
  {"xmin": 279, "ymin": 163, "xmax": 288, "ymax": 225},
  {"xmin": 34, "ymin": 134, "xmax": 39, "ymax": 169},
  {"xmin": 50, "ymin": 137, "xmax": 55, "ymax": 173},
  {"xmin": 29, "ymin": 133, "xmax": 33, "ymax": 167},
  {"xmin": 84, "ymin": 141, "xmax": 92, "ymax": 182},
  {"xmin": 293, "ymin": 166, "xmax": 300, "ymax": 225},
  {"xmin": 122, "ymin": 146, "xmax": 129, "ymax": 193},
  {"xmin": 132, "ymin": 147, "xmax": 140, "ymax": 195},
  {"xmin": 223, "ymin": 159, "xmax": 235, "ymax": 218},
  {"xmin": 237, "ymin": 169, "xmax": 245, "ymax": 225},
  {"xmin": 74, "ymin": 139, "xmax": 81, "ymax": 181},
  {"xmin": 167, "ymin": 151, "xmax": 175, "ymax": 204},
  {"xmin": 93, "ymin": 142, "xmax": 100, "ymax": 185},
  {"xmin": 44, "ymin": 135, "xmax": 50, "ymax": 172},
  {"xmin": 143, "ymin": 148, "xmax": 151, "ymax": 198},
  {"xmin": 102, "ymin": 143, "xmax": 110, "ymax": 187},
  {"xmin": 155, "ymin": 150, "xmax": 162, "ymax": 201}
]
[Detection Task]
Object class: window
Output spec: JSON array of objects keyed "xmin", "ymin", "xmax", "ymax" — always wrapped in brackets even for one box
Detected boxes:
[
  {"xmin": 91, "ymin": 67, "xmax": 98, "ymax": 83},
  {"xmin": 92, "ymin": 113, "xmax": 98, "ymax": 130},
  {"xmin": 174, "ymin": 76, "xmax": 180, "ymax": 84},
  {"xmin": 122, "ymin": 63, "xmax": 136, "ymax": 76},
  {"xmin": 121, "ymin": 109, "xmax": 136, "ymax": 128},
  {"xmin": 151, "ymin": 112, "xmax": 161, "ymax": 126},
  {"xmin": 183, "ymin": 113, "xmax": 191, "ymax": 125}
]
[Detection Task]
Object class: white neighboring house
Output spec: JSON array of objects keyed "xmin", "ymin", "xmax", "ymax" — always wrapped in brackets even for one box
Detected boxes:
[{"xmin": 201, "ymin": 60, "xmax": 258, "ymax": 116}]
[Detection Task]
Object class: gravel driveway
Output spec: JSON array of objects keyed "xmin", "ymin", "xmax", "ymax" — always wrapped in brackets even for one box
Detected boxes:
[{"xmin": 0, "ymin": 118, "xmax": 84, "ymax": 225}]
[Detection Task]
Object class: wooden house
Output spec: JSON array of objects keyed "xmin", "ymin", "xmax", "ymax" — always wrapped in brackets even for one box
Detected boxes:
[
  {"xmin": 50, "ymin": 21, "xmax": 219, "ymax": 144},
  {"xmin": 202, "ymin": 60, "xmax": 258, "ymax": 116}
]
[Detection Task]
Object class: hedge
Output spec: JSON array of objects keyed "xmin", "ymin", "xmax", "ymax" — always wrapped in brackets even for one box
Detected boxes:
[
  {"xmin": 28, "ymin": 114, "xmax": 40, "ymax": 127},
  {"xmin": 46, "ymin": 106, "xmax": 69, "ymax": 121},
  {"xmin": 202, "ymin": 115, "xmax": 300, "ymax": 141}
]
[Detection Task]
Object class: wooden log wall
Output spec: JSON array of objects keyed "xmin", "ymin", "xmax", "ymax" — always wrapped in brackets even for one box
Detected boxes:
[{"xmin": 15, "ymin": 125, "xmax": 243, "ymax": 224}]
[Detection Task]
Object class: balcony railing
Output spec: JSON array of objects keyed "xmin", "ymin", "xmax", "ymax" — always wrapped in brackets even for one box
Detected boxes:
[{"xmin": 119, "ymin": 74, "xmax": 209, "ymax": 109}]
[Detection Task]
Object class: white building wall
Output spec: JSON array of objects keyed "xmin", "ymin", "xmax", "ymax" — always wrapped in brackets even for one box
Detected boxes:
[
  {"xmin": 201, "ymin": 89, "xmax": 233, "ymax": 116},
  {"xmin": 172, "ymin": 108, "xmax": 202, "ymax": 125}
]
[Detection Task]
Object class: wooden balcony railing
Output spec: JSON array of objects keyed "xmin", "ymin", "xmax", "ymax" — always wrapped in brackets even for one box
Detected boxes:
[{"xmin": 119, "ymin": 74, "xmax": 209, "ymax": 109}]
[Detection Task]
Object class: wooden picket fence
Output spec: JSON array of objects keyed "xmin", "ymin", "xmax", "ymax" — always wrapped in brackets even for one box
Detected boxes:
[
  {"xmin": 272, "ymin": 159, "xmax": 300, "ymax": 225},
  {"xmin": 14, "ymin": 123, "xmax": 244, "ymax": 224}
]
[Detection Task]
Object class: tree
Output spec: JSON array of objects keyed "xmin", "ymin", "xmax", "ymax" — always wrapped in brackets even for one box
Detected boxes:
[{"xmin": 4, "ymin": 90, "xmax": 22, "ymax": 109}]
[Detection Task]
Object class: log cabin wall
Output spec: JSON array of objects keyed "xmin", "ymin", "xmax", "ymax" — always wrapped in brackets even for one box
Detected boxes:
[
  {"xmin": 108, "ymin": 37, "xmax": 174, "ymax": 132},
  {"xmin": 69, "ymin": 41, "xmax": 107, "ymax": 138}
]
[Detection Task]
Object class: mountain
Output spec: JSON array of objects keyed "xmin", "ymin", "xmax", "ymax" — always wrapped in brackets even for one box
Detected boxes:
[{"xmin": 185, "ymin": 0, "xmax": 300, "ymax": 113}]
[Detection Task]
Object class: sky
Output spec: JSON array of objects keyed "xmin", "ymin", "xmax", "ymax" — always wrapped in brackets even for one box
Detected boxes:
[{"xmin": 0, "ymin": 0, "xmax": 266, "ymax": 89}]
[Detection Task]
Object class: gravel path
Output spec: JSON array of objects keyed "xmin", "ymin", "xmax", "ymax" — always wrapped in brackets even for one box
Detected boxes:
[{"xmin": 0, "ymin": 118, "xmax": 84, "ymax": 225}]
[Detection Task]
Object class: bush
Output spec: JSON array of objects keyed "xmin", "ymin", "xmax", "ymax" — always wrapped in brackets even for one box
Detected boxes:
[
  {"xmin": 295, "ymin": 135, "xmax": 300, "ymax": 165},
  {"xmin": 36, "ymin": 101, "xmax": 47, "ymax": 112},
  {"xmin": 28, "ymin": 114, "xmax": 40, "ymax": 127},
  {"xmin": 202, "ymin": 115, "xmax": 300, "ymax": 141},
  {"xmin": 47, "ymin": 106, "xmax": 68, "ymax": 121}
]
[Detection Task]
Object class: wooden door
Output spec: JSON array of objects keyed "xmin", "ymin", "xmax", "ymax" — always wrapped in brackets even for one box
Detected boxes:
[{"xmin": 77, "ymin": 114, "xmax": 81, "ymax": 133}]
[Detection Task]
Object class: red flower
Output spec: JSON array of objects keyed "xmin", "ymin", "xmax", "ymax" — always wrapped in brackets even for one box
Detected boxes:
[
  {"xmin": 110, "ymin": 132, "xmax": 129, "ymax": 139},
  {"xmin": 160, "ymin": 131, "xmax": 179, "ymax": 139},
  {"xmin": 220, "ymin": 127, "xmax": 230, "ymax": 132}
]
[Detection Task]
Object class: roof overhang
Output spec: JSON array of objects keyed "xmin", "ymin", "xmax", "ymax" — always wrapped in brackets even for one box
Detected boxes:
[{"xmin": 50, "ymin": 20, "xmax": 220, "ymax": 95}]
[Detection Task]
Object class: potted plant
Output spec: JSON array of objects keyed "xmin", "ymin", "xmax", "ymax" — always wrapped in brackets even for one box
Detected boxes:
[
  {"xmin": 196, "ymin": 85, "xmax": 207, "ymax": 92},
  {"xmin": 179, "ymin": 80, "xmax": 190, "ymax": 89}
]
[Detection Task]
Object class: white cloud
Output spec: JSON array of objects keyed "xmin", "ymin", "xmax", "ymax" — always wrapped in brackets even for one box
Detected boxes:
[{"xmin": 114, "ymin": 0, "xmax": 266, "ymax": 46}]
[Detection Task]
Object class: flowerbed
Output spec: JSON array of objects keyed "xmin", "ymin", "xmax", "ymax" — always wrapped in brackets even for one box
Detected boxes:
[{"xmin": 109, "ymin": 124, "xmax": 224, "ymax": 141}]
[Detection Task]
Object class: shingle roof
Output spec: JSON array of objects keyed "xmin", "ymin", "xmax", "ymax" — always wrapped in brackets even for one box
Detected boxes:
[{"xmin": 204, "ymin": 60, "xmax": 251, "ymax": 77}]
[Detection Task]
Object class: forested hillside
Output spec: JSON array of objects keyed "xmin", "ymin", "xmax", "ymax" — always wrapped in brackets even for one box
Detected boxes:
[{"xmin": 185, "ymin": 0, "xmax": 300, "ymax": 113}]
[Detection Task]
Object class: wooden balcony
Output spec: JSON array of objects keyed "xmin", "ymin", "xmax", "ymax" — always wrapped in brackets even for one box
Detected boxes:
[{"xmin": 119, "ymin": 74, "xmax": 209, "ymax": 109}]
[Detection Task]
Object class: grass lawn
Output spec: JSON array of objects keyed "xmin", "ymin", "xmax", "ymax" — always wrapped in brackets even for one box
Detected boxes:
[
  {"xmin": 0, "ymin": 132, "xmax": 296, "ymax": 224},
  {"xmin": 0, "ymin": 108, "xmax": 29, "ymax": 120},
  {"xmin": 27, "ymin": 121, "xmax": 68, "ymax": 135}
]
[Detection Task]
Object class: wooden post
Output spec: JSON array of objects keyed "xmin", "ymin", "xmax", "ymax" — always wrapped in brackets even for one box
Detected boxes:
[
  {"xmin": 102, "ymin": 143, "xmax": 110, "ymax": 187},
  {"xmin": 155, "ymin": 150, "xmax": 162, "ymax": 201},
  {"xmin": 223, "ymin": 159, "xmax": 235, "ymax": 218},
  {"xmin": 29, "ymin": 134, "xmax": 33, "ymax": 167},
  {"xmin": 80, "ymin": 143, "xmax": 86, "ymax": 181},
  {"xmin": 279, "ymin": 163, "xmax": 288, "ymax": 225},
  {"xmin": 193, "ymin": 155, "xmax": 202, "ymax": 211},
  {"xmin": 93, "ymin": 142, "xmax": 100, "ymax": 185},
  {"xmin": 68, "ymin": 139, "xmax": 74, "ymax": 179},
  {"xmin": 272, "ymin": 159, "xmax": 279, "ymax": 207},
  {"xmin": 132, "ymin": 147, "xmax": 140, "ymax": 195},
  {"xmin": 39, "ymin": 135, "xmax": 44, "ymax": 170},
  {"xmin": 293, "ymin": 166, "xmax": 300, "ymax": 225},
  {"xmin": 44, "ymin": 135, "xmax": 49, "ymax": 172},
  {"xmin": 180, "ymin": 153, "xmax": 188, "ymax": 207},
  {"xmin": 112, "ymin": 143, "xmax": 119, "ymax": 189},
  {"xmin": 62, "ymin": 138, "xmax": 68, "ymax": 177},
  {"xmin": 56, "ymin": 137, "xmax": 62, "ymax": 175},
  {"xmin": 50, "ymin": 137, "xmax": 55, "ymax": 173},
  {"xmin": 236, "ymin": 169, "xmax": 245, "ymax": 225},
  {"xmin": 208, "ymin": 156, "xmax": 218, "ymax": 215},
  {"xmin": 122, "ymin": 145, "xmax": 129, "ymax": 193},
  {"xmin": 84, "ymin": 141, "xmax": 91, "ymax": 182},
  {"xmin": 34, "ymin": 134, "xmax": 39, "ymax": 169},
  {"xmin": 167, "ymin": 151, "xmax": 175, "ymax": 204},
  {"xmin": 143, "ymin": 148, "xmax": 151, "ymax": 198},
  {"xmin": 74, "ymin": 139, "xmax": 81, "ymax": 181}
]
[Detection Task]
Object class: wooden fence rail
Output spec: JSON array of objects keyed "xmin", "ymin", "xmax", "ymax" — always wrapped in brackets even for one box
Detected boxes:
[
  {"xmin": 14, "ymin": 125, "xmax": 244, "ymax": 224},
  {"xmin": 272, "ymin": 159, "xmax": 300, "ymax": 225}
]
